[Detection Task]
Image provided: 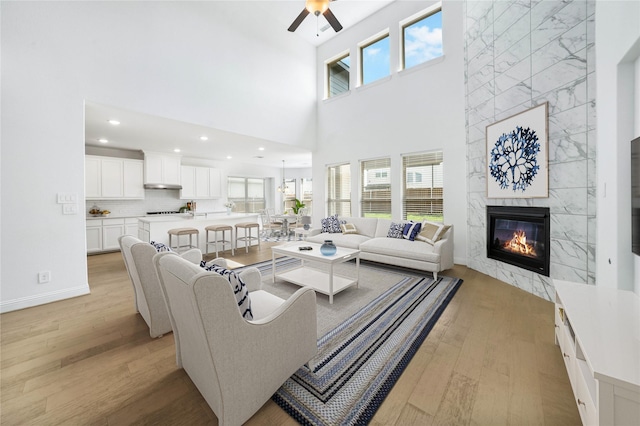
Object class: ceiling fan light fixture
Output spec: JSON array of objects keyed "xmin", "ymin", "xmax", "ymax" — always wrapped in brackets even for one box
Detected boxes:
[{"xmin": 305, "ymin": 0, "xmax": 329, "ymax": 15}]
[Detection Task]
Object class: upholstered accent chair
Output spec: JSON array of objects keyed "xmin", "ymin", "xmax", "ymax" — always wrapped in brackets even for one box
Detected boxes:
[
  {"xmin": 154, "ymin": 253, "xmax": 317, "ymax": 426},
  {"xmin": 118, "ymin": 235, "xmax": 202, "ymax": 338}
]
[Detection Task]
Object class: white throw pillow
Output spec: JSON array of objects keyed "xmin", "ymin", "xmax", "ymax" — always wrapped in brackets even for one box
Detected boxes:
[{"xmin": 201, "ymin": 263, "xmax": 253, "ymax": 320}]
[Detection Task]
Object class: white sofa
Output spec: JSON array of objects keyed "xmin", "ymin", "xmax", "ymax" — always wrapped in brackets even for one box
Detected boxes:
[{"xmin": 306, "ymin": 216, "xmax": 454, "ymax": 279}]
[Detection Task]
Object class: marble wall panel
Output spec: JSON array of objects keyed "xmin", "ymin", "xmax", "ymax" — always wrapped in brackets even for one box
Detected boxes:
[
  {"xmin": 495, "ymin": 82, "xmax": 532, "ymax": 115},
  {"xmin": 495, "ymin": 57, "xmax": 531, "ymax": 94},
  {"xmin": 551, "ymin": 238, "xmax": 588, "ymax": 269},
  {"xmin": 548, "ymin": 104, "xmax": 588, "ymax": 138},
  {"xmin": 495, "ymin": 34, "xmax": 531, "ymax": 74},
  {"xmin": 531, "ymin": 52, "xmax": 587, "ymax": 97},
  {"xmin": 548, "ymin": 187, "xmax": 587, "ymax": 214},
  {"xmin": 548, "ymin": 159, "xmax": 587, "ymax": 189},
  {"xmin": 531, "ymin": 1, "xmax": 587, "ymax": 52},
  {"xmin": 548, "ymin": 132, "xmax": 587, "ymax": 165},
  {"xmin": 494, "ymin": 13, "xmax": 531, "ymax": 57},
  {"xmin": 464, "ymin": 0, "xmax": 593, "ymax": 300},
  {"xmin": 551, "ymin": 213, "xmax": 588, "ymax": 243},
  {"xmin": 494, "ymin": 1, "xmax": 531, "ymax": 36},
  {"xmin": 533, "ymin": 76, "xmax": 586, "ymax": 116},
  {"xmin": 531, "ymin": 23, "xmax": 587, "ymax": 75}
]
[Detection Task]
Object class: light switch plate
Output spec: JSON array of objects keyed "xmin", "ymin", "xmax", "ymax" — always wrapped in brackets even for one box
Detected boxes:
[
  {"xmin": 63, "ymin": 204, "xmax": 78, "ymax": 215},
  {"xmin": 57, "ymin": 193, "xmax": 78, "ymax": 204}
]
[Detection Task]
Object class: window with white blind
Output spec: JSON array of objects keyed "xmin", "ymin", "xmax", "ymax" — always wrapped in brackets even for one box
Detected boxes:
[
  {"xmin": 360, "ymin": 158, "xmax": 391, "ymax": 218},
  {"xmin": 402, "ymin": 151, "xmax": 443, "ymax": 222},
  {"xmin": 327, "ymin": 163, "xmax": 351, "ymax": 216},
  {"xmin": 227, "ymin": 177, "xmax": 265, "ymax": 213},
  {"xmin": 282, "ymin": 178, "xmax": 297, "ymax": 212},
  {"xmin": 301, "ymin": 178, "xmax": 313, "ymax": 214}
]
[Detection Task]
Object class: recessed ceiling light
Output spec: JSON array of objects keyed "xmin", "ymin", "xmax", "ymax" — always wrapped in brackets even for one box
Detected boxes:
[
  {"xmin": 226, "ymin": 155, "xmax": 232, "ymax": 159},
  {"xmin": 200, "ymin": 136, "xmax": 208, "ymax": 141},
  {"xmin": 258, "ymin": 147, "xmax": 265, "ymax": 151},
  {"xmin": 108, "ymin": 120, "xmax": 120, "ymax": 125},
  {"xmin": 174, "ymin": 148, "xmax": 181, "ymax": 153},
  {"xmin": 98, "ymin": 138, "xmax": 108, "ymax": 143}
]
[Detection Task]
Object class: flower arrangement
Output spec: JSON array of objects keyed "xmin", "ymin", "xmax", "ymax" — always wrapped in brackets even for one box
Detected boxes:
[{"xmin": 224, "ymin": 202, "xmax": 235, "ymax": 209}]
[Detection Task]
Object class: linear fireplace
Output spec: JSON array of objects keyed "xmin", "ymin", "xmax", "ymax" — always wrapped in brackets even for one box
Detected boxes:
[{"xmin": 486, "ymin": 206, "xmax": 550, "ymax": 276}]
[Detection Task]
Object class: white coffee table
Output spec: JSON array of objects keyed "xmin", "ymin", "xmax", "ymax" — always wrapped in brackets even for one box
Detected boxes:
[{"xmin": 271, "ymin": 241, "xmax": 360, "ymax": 304}]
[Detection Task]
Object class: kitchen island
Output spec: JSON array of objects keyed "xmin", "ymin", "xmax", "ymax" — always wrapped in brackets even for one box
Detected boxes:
[{"xmin": 138, "ymin": 212, "xmax": 260, "ymax": 254}]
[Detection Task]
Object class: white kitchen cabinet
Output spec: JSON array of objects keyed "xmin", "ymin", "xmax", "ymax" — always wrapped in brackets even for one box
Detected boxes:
[
  {"xmin": 195, "ymin": 166, "xmax": 210, "ymax": 198},
  {"xmin": 85, "ymin": 157, "xmax": 101, "ymax": 198},
  {"xmin": 86, "ymin": 220, "xmax": 103, "ymax": 253},
  {"xmin": 102, "ymin": 218, "xmax": 125, "ymax": 251},
  {"xmin": 144, "ymin": 152, "xmax": 181, "ymax": 186},
  {"xmin": 180, "ymin": 166, "xmax": 196, "ymax": 199},
  {"xmin": 125, "ymin": 218, "xmax": 138, "ymax": 236},
  {"xmin": 101, "ymin": 158, "xmax": 124, "ymax": 197},
  {"xmin": 209, "ymin": 168, "xmax": 222, "ymax": 198},
  {"xmin": 85, "ymin": 155, "xmax": 144, "ymax": 200},
  {"xmin": 86, "ymin": 217, "xmax": 142, "ymax": 254},
  {"xmin": 554, "ymin": 280, "xmax": 640, "ymax": 426},
  {"xmin": 123, "ymin": 160, "xmax": 144, "ymax": 198},
  {"xmin": 180, "ymin": 166, "xmax": 222, "ymax": 199}
]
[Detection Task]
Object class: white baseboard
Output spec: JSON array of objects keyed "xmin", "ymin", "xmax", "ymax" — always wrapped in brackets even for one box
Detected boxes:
[{"xmin": 0, "ymin": 284, "xmax": 91, "ymax": 313}]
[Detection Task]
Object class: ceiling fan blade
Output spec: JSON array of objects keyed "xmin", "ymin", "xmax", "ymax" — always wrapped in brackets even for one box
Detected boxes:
[
  {"xmin": 323, "ymin": 8, "xmax": 343, "ymax": 32},
  {"xmin": 288, "ymin": 8, "xmax": 310, "ymax": 32}
]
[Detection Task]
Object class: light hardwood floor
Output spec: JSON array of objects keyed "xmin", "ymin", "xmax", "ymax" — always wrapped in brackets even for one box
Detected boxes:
[{"xmin": 1, "ymin": 244, "xmax": 581, "ymax": 425}]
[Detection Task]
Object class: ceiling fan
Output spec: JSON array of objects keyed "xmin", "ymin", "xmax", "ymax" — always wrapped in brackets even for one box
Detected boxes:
[{"xmin": 288, "ymin": 0, "xmax": 343, "ymax": 33}]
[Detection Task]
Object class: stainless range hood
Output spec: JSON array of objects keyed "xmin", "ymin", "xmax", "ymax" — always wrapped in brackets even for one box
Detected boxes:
[{"xmin": 143, "ymin": 183, "xmax": 182, "ymax": 190}]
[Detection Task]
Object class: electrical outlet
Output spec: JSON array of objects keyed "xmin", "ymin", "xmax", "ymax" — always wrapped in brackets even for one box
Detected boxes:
[{"xmin": 38, "ymin": 271, "xmax": 51, "ymax": 284}]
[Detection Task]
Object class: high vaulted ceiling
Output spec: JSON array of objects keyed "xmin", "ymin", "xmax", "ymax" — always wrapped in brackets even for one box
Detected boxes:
[{"xmin": 84, "ymin": 1, "xmax": 395, "ymax": 168}]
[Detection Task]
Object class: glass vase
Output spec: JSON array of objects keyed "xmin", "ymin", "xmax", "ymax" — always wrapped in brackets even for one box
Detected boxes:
[{"xmin": 320, "ymin": 240, "xmax": 337, "ymax": 256}]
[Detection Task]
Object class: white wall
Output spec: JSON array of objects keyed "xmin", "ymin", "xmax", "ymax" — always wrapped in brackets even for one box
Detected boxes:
[
  {"xmin": 0, "ymin": 2, "xmax": 316, "ymax": 312},
  {"xmin": 595, "ymin": 0, "xmax": 640, "ymax": 294},
  {"xmin": 313, "ymin": 0, "xmax": 468, "ymax": 265}
]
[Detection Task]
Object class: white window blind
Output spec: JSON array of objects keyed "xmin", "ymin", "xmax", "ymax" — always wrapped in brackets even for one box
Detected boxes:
[
  {"xmin": 402, "ymin": 151, "xmax": 443, "ymax": 222},
  {"xmin": 327, "ymin": 163, "xmax": 351, "ymax": 216},
  {"xmin": 228, "ymin": 177, "xmax": 265, "ymax": 213},
  {"xmin": 360, "ymin": 157, "xmax": 391, "ymax": 218}
]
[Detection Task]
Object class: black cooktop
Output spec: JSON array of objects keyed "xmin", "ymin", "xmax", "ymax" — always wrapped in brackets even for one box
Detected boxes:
[{"xmin": 146, "ymin": 211, "xmax": 180, "ymax": 215}]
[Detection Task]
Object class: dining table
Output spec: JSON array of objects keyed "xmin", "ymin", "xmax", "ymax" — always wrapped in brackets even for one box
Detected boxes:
[{"xmin": 272, "ymin": 214, "xmax": 297, "ymax": 237}]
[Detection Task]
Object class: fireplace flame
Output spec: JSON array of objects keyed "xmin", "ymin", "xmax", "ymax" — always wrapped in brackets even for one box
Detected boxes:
[{"xmin": 504, "ymin": 230, "xmax": 536, "ymax": 256}]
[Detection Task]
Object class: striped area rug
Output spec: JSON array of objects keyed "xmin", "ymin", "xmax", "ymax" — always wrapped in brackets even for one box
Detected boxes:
[{"xmin": 240, "ymin": 258, "xmax": 462, "ymax": 425}]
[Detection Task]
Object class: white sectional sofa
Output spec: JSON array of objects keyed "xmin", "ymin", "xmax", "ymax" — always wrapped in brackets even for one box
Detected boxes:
[{"xmin": 306, "ymin": 216, "xmax": 454, "ymax": 279}]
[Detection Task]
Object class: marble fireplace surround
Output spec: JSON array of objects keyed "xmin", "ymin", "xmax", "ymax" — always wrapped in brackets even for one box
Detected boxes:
[{"xmin": 464, "ymin": 0, "xmax": 596, "ymax": 302}]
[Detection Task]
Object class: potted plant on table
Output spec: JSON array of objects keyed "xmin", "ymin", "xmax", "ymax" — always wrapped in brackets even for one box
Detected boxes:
[{"xmin": 291, "ymin": 198, "xmax": 306, "ymax": 215}]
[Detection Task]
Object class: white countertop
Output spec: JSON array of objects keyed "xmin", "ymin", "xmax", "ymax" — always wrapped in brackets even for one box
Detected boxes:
[
  {"xmin": 138, "ymin": 212, "xmax": 258, "ymax": 223},
  {"xmin": 554, "ymin": 280, "xmax": 640, "ymax": 391}
]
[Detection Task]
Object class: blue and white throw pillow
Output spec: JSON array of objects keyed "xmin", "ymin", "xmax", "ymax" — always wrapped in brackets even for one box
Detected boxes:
[
  {"xmin": 321, "ymin": 214, "xmax": 343, "ymax": 233},
  {"xmin": 387, "ymin": 222, "xmax": 405, "ymax": 239},
  {"xmin": 201, "ymin": 263, "xmax": 253, "ymax": 320},
  {"xmin": 402, "ymin": 221, "xmax": 422, "ymax": 241},
  {"xmin": 150, "ymin": 241, "xmax": 173, "ymax": 252}
]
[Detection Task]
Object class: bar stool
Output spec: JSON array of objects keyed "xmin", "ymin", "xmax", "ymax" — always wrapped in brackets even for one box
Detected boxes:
[
  {"xmin": 235, "ymin": 222, "xmax": 260, "ymax": 253},
  {"xmin": 205, "ymin": 224, "xmax": 234, "ymax": 257},
  {"xmin": 167, "ymin": 227, "xmax": 199, "ymax": 252}
]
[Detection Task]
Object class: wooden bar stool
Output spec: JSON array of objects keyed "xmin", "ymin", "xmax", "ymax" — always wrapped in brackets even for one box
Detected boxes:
[
  {"xmin": 205, "ymin": 224, "xmax": 234, "ymax": 257},
  {"xmin": 168, "ymin": 227, "xmax": 199, "ymax": 252},
  {"xmin": 235, "ymin": 222, "xmax": 260, "ymax": 253}
]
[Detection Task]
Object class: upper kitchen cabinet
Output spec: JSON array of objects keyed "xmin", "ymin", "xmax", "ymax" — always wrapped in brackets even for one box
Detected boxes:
[
  {"xmin": 144, "ymin": 152, "xmax": 181, "ymax": 188},
  {"xmin": 85, "ymin": 155, "xmax": 145, "ymax": 200},
  {"xmin": 180, "ymin": 166, "xmax": 222, "ymax": 199}
]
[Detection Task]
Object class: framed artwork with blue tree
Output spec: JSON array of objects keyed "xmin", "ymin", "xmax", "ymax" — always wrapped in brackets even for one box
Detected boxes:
[{"xmin": 486, "ymin": 103, "xmax": 548, "ymax": 198}]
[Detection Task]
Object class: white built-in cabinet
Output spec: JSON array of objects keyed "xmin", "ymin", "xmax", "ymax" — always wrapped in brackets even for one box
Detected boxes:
[
  {"xmin": 180, "ymin": 165, "xmax": 221, "ymax": 199},
  {"xmin": 86, "ymin": 218, "xmax": 140, "ymax": 253},
  {"xmin": 85, "ymin": 155, "xmax": 144, "ymax": 200},
  {"xmin": 554, "ymin": 280, "xmax": 640, "ymax": 426},
  {"xmin": 144, "ymin": 152, "xmax": 181, "ymax": 186}
]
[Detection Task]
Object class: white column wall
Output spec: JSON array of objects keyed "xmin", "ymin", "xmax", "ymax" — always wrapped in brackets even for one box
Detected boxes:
[{"xmin": 1, "ymin": 2, "xmax": 316, "ymax": 312}]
